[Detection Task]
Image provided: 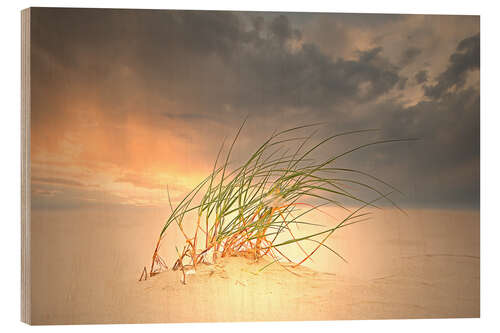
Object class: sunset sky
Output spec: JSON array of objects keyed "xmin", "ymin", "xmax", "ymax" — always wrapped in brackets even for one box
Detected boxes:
[{"xmin": 30, "ymin": 8, "xmax": 480, "ymax": 211}]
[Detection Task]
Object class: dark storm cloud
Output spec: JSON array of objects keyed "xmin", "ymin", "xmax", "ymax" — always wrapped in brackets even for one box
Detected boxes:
[
  {"xmin": 317, "ymin": 12, "xmax": 408, "ymax": 28},
  {"xmin": 399, "ymin": 47, "xmax": 422, "ymax": 67},
  {"xmin": 227, "ymin": 42, "xmax": 401, "ymax": 110},
  {"xmin": 415, "ymin": 70, "xmax": 428, "ymax": 84},
  {"xmin": 367, "ymin": 87, "xmax": 479, "ymax": 208},
  {"xmin": 31, "ymin": 8, "xmax": 479, "ymax": 209},
  {"xmin": 397, "ymin": 77, "xmax": 408, "ymax": 90},
  {"xmin": 424, "ymin": 33, "xmax": 480, "ymax": 99},
  {"xmin": 31, "ymin": 8, "xmax": 402, "ymax": 117},
  {"xmin": 341, "ymin": 34, "xmax": 480, "ymax": 208},
  {"xmin": 269, "ymin": 14, "xmax": 302, "ymax": 43}
]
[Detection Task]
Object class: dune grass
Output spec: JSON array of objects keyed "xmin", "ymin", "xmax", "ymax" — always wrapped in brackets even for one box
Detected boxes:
[{"xmin": 148, "ymin": 121, "xmax": 411, "ymax": 283}]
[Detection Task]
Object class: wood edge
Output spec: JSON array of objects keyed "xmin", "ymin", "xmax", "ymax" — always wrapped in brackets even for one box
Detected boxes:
[{"xmin": 21, "ymin": 7, "xmax": 31, "ymax": 325}]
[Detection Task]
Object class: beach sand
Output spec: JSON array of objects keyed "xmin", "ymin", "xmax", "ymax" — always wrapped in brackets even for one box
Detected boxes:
[{"xmin": 29, "ymin": 207, "xmax": 479, "ymax": 324}]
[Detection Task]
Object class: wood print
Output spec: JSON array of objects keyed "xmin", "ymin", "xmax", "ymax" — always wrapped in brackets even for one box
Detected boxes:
[{"xmin": 22, "ymin": 7, "xmax": 480, "ymax": 325}]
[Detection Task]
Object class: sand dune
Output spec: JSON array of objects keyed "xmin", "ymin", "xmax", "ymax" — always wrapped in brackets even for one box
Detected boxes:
[{"xmin": 29, "ymin": 207, "xmax": 479, "ymax": 324}]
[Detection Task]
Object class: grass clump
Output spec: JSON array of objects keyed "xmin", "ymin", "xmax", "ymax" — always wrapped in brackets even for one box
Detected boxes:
[{"xmin": 148, "ymin": 121, "xmax": 411, "ymax": 283}]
